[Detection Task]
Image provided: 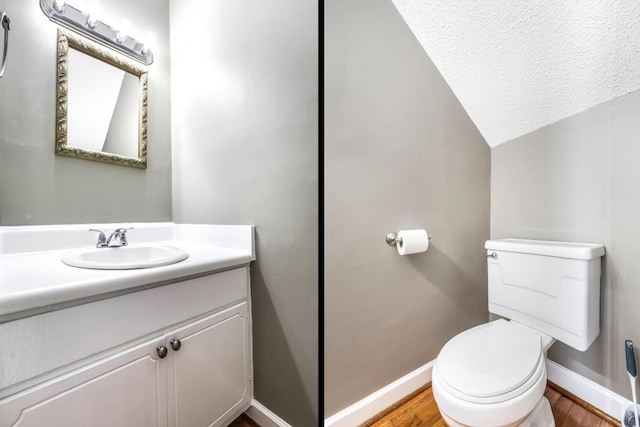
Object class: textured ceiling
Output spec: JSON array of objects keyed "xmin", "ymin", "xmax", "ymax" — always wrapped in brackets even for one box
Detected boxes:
[{"xmin": 390, "ymin": 0, "xmax": 640, "ymax": 147}]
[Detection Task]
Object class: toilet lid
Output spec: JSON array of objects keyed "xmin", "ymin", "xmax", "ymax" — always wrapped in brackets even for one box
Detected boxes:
[{"xmin": 437, "ymin": 320, "xmax": 543, "ymax": 398}]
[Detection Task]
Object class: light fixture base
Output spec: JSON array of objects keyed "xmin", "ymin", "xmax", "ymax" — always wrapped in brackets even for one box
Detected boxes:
[{"xmin": 39, "ymin": 0, "xmax": 153, "ymax": 65}]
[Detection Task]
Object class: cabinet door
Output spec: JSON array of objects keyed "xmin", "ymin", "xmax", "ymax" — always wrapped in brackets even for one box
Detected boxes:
[
  {"xmin": 0, "ymin": 338, "xmax": 167, "ymax": 427},
  {"xmin": 167, "ymin": 302, "xmax": 251, "ymax": 427}
]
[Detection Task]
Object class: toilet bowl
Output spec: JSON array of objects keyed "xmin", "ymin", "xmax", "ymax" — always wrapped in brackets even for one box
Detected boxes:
[
  {"xmin": 432, "ymin": 320, "xmax": 553, "ymax": 427},
  {"xmin": 431, "ymin": 239, "xmax": 605, "ymax": 427}
]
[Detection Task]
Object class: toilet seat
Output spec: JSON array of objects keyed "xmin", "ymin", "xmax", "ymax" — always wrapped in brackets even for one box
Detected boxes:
[
  {"xmin": 436, "ymin": 319, "xmax": 545, "ymax": 404},
  {"xmin": 436, "ymin": 351, "xmax": 545, "ymax": 405},
  {"xmin": 432, "ymin": 319, "xmax": 550, "ymax": 427}
]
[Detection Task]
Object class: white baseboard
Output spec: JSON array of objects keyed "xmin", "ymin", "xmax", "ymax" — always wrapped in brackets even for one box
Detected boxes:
[
  {"xmin": 324, "ymin": 361, "xmax": 434, "ymax": 427},
  {"xmin": 323, "ymin": 358, "xmax": 629, "ymax": 426},
  {"xmin": 546, "ymin": 359, "xmax": 627, "ymax": 421},
  {"xmin": 245, "ymin": 399, "xmax": 292, "ymax": 427}
]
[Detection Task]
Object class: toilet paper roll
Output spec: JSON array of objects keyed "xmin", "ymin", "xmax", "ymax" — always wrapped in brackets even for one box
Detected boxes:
[{"xmin": 397, "ymin": 229, "xmax": 429, "ymax": 255}]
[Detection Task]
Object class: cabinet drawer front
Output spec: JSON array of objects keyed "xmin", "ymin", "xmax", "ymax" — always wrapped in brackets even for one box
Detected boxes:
[
  {"xmin": 0, "ymin": 338, "xmax": 166, "ymax": 427},
  {"xmin": 0, "ymin": 267, "xmax": 248, "ymax": 392}
]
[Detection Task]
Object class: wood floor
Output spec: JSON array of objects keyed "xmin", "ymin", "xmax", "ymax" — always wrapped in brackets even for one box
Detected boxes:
[
  {"xmin": 362, "ymin": 382, "xmax": 619, "ymax": 427},
  {"xmin": 228, "ymin": 380, "xmax": 618, "ymax": 426},
  {"xmin": 228, "ymin": 413, "xmax": 261, "ymax": 427}
]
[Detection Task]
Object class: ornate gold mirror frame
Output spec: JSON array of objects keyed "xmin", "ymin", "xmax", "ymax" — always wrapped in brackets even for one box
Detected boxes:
[{"xmin": 55, "ymin": 29, "xmax": 148, "ymax": 169}]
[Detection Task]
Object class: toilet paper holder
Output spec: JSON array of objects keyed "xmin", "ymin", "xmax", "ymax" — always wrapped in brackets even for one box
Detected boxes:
[{"xmin": 385, "ymin": 232, "xmax": 431, "ymax": 247}]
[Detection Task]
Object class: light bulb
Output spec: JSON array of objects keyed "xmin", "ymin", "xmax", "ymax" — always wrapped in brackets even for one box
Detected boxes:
[
  {"xmin": 53, "ymin": 0, "xmax": 65, "ymax": 12},
  {"xmin": 86, "ymin": 2, "xmax": 100, "ymax": 28},
  {"xmin": 116, "ymin": 19, "xmax": 130, "ymax": 43},
  {"xmin": 87, "ymin": 13, "xmax": 97, "ymax": 28},
  {"xmin": 116, "ymin": 29, "xmax": 126, "ymax": 43},
  {"xmin": 143, "ymin": 32, "xmax": 157, "ymax": 53}
]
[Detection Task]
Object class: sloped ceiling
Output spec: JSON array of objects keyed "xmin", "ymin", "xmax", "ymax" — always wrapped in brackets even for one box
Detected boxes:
[{"xmin": 390, "ymin": 0, "xmax": 640, "ymax": 147}]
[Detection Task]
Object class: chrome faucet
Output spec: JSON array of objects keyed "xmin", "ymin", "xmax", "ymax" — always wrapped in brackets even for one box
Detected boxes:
[{"xmin": 89, "ymin": 227, "xmax": 133, "ymax": 248}]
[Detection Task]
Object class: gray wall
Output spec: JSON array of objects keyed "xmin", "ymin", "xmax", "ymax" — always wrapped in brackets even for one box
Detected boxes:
[
  {"xmin": 0, "ymin": 0, "xmax": 172, "ymax": 225},
  {"xmin": 325, "ymin": 0, "xmax": 491, "ymax": 417},
  {"xmin": 491, "ymin": 88, "xmax": 640, "ymax": 401},
  {"xmin": 169, "ymin": 0, "xmax": 318, "ymax": 425}
]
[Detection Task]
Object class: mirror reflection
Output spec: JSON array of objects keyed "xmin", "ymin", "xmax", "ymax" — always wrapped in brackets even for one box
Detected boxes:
[
  {"xmin": 55, "ymin": 29, "xmax": 148, "ymax": 169},
  {"xmin": 67, "ymin": 49, "xmax": 139, "ymax": 158}
]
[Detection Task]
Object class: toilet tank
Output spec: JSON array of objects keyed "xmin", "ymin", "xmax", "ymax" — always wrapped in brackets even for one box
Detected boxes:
[{"xmin": 485, "ymin": 239, "xmax": 605, "ymax": 351}]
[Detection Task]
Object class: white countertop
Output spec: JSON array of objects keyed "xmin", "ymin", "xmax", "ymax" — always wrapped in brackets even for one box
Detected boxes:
[{"xmin": 0, "ymin": 223, "xmax": 255, "ymax": 320}]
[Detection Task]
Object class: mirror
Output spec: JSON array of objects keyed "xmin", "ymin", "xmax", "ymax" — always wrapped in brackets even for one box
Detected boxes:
[{"xmin": 55, "ymin": 29, "xmax": 148, "ymax": 168}]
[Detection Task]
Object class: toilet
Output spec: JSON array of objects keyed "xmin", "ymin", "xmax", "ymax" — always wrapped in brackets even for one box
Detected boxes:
[{"xmin": 432, "ymin": 238, "xmax": 605, "ymax": 427}]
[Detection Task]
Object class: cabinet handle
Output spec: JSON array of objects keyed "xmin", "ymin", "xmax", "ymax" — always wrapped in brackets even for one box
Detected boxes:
[
  {"xmin": 157, "ymin": 345, "xmax": 168, "ymax": 359},
  {"xmin": 170, "ymin": 339, "xmax": 182, "ymax": 351}
]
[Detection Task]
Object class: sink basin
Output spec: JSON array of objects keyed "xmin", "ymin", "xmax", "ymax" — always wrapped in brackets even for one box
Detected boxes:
[{"xmin": 62, "ymin": 244, "xmax": 189, "ymax": 270}]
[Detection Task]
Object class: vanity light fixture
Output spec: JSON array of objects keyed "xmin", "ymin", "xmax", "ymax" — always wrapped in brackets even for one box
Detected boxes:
[{"xmin": 39, "ymin": 0, "xmax": 153, "ymax": 65}]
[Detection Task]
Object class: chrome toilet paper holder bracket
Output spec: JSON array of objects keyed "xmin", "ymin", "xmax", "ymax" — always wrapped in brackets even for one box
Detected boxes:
[{"xmin": 385, "ymin": 232, "xmax": 431, "ymax": 248}]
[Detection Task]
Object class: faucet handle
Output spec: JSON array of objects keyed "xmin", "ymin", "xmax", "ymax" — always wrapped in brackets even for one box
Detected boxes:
[
  {"xmin": 114, "ymin": 227, "xmax": 133, "ymax": 246},
  {"xmin": 89, "ymin": 229, "xmax": 107, "ymax": 247},
  {"xmin": 113, "ymin": 227, "xmax": 133, "ymax": 233}
]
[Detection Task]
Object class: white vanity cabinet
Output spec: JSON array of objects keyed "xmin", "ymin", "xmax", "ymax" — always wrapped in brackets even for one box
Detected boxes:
[{"xmin": 0, "ymin": 266, "xmax": 252, "ymax": 427}]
